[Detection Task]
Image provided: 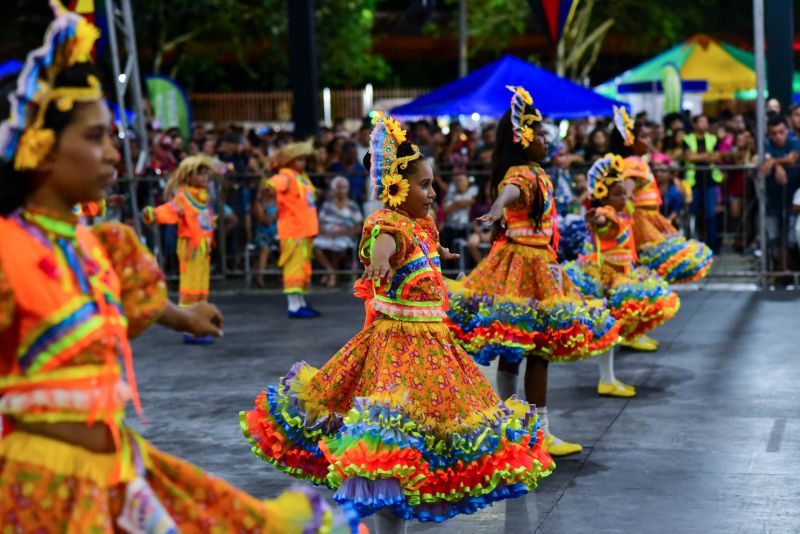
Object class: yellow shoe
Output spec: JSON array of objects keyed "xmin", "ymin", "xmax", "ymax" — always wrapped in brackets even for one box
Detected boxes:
[
  {"xmin": 620, "ymin": 337, "xmax": 658, "ymax": 352},
  {"xmin": 597, "ymin": 380, "xmax": 637, "ymax": 397},
  {"xmin": 543, "ymin": 434, "xmax": 583, "ymax": 457},
  {"xmin": 639, "ymin": 334, "xmax": 660, "ymax": 348}
]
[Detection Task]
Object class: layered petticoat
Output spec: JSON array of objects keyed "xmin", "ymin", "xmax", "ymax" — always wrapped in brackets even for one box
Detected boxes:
[
  {"xmin": 240, "ymin": 320, "xmax": 554, "ymax": 523},
  {"xmin": 633, "ymin": 209, "xmax": 713, "ymax": 284},
  {"xmin": 446, "ymin": 241, "xmax": 620, "ymax": 364},
  {"xmin": 562, "ymin": 257, "xmax": 680, "ymax": 340},
  {"xmin": 0, "ymin": 429, "xmax": 361, "ymax": 533}
]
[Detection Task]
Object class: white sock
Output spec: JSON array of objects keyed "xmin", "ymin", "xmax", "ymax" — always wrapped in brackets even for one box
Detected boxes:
[
  {"xmin": 537, "ymin": 406, "xmax": 567, "ymax": 446},
  {"xmin": 375, "ymin": 509, "xmax": 407, "ymax": 534},
  {"xmin": 287, "ymin": 294, "xmax": 302, "ymax": 312},
  {"xmin": 597, "ymin": 348, "xmax": 616, "ymax": 385},
  {"xmin": 495, "ymin": 370, "xmax": 519, "ymax": 399},
  {"xmin": 298, "ymin": 294, "xmax": 307, "ymax": 308}
]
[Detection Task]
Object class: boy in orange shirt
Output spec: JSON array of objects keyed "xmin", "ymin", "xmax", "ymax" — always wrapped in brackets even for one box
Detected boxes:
[{"xmin": 267, "ymin": 141, "xmax": 321, "ymax": 318}]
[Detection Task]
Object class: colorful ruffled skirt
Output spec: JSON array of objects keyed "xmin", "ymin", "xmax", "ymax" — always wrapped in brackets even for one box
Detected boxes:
[
  {"xmin": 0, "ymin": 428, "xmax": 361, "ymax": 533},
  {"xmin": 446, "ymin": 240, "xmax": 620, "ymax": 364},
  {"xmin": 240, "ymin": 319, "xmax": 554, "ymax": 522},
  {"xmin": 562, "ymin": 257, "xmax": 680, "ymax": 340},
  {"xmin": 633, "ymin": 209, "xmax": 713, "ymax": 284}
]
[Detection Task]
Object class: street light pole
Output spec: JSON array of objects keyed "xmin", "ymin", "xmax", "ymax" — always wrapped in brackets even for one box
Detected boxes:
[{"xmin": 753, "ymin": 0, "xmax": 768, "ymax": 287}]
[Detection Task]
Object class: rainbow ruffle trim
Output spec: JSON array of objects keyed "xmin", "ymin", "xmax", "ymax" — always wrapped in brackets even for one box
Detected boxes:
[
  {"xmin": 638, "ymin": 234, "xmax": 713, "ymax": 284},
  {"xmin": 240, "ymin": 362, "xmax": 554, "ymax": 523},
  {"xmin": 445, "ymin": 291, "xmax": 620, "ymax": 364},
  {"xmin": 563, "ymin": 261, "xmax": 680, "ymax": 340}
]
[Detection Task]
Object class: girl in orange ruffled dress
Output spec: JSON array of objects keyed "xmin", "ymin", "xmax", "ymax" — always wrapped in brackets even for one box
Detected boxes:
[
  {"xmin": 562, "ymin": 155, "xmax": 680, "ymax": 396},
  {"xmin": 241, "ymin": 114, "xmax": 553, "ymax": 533},
  {"xmin": 0, "ymin": 3, "xmax": 361, "ymax": 532},
  {"xmin": 446, "ymin": 87, "xmax": 620, "ymax": 457},
  {"xmin": 142, "ymin": 154, "xmax": 217, "ymax": 344}
]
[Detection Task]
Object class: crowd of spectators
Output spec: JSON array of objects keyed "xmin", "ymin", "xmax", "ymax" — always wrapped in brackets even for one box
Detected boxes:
[{"xmin": 113, "ymin": 99, "xmax": 800, "ymax": 282}]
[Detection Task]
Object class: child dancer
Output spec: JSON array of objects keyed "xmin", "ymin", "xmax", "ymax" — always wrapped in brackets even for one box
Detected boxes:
[
  {"xmin": 241, "ymin": 114, "xmax": 553, "ymax": 532},
  {"xmin": 142, "ymin": 154, "xmax": 216, "ymax": 344},
  {"xmin": 267, "ymin": 141, "xmax": 321, "ymax": 318},
  {"xmin": 611, "ymin": 106, "xmax": 713, "ymax": 286},
  {"xmin": 446, "ymin": 87, "xmax": 620, "ymax": 457},
  {"xmin": 562, "ymin": 155, "xmax": 680, "ymax": 396},
  {"xmin": 0, "ymin": 4, "xmax": 360, "ymax": 532}
]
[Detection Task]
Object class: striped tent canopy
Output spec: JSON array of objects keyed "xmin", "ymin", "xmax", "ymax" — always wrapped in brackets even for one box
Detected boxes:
[{"xmin": 596, "ymin": 34, "xmax": 800, "ymax": 101}]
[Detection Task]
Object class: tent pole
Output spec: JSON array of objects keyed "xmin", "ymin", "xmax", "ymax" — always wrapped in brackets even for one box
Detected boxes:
[
  {"xmin": 754, "ymin": 0, "xmax": 768, "ymax": 288},
  {"xmin": 458, "ymin": 0, "xmax": 468, "ymax": 77}
]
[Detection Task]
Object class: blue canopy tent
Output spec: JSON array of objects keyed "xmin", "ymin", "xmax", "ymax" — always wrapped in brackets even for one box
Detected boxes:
[
  {"xmin": 391, "ymin": 55, "xmax": 626, "ymax": 119},
  {"xmin": 0, "ymin": 60, "xmax": 23, "ymax": 80}
]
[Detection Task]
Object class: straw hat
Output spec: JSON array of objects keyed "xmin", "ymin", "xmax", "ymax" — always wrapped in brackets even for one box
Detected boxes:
[{"xmin": 270, "ymin": 139, "xmax": 314, "ymax": 169}]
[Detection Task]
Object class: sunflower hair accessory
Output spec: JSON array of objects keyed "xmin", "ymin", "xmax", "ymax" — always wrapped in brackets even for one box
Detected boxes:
[
  {"xmin": 0, "ymin": 1, "xmax": 103, "ymax": 171},
  {"xmin": 368, "ymin": 112, "xmax": 421, "ymax": 207},
  {"xmin": 506, "ymin": 86, "xmax": 542, "ymax": 148},
  {"xmin": 588, "ymin": 153, "xmax": 626, "ymax": 200},
  {"xmin": 613, "ymin": 105, "xmax": 635, "ymax": 147}
]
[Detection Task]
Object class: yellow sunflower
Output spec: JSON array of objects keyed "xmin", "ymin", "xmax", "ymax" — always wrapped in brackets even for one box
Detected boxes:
[
  {"xmin": 520, "ymin": 125, "xmax": 535, "ymax": 147},
  {"xmin": 610, "ymin": 155, "xmax": 625, "ymax": 173},
  {"xmin": 516, "ymin": 87, "xmax": 533, "ymax": 106},
  {"xmin": 593, "ymin": 181, "xmax": 609, "ymax": 200},
  {"xmin": 380, "ymin": 174, "xmax": 410, "ymax": 207},
  {"xmin": 383, "ymin": 117, "xmax": 407, "ymax": 144}
]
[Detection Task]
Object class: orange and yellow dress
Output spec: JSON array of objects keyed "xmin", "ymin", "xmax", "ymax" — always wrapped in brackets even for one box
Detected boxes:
[
  {"xmin": 269, "ymin": 167, "xmax": 319, "ymax": 294},
  {"xmin": 0, "ymin": 207, "xmax": 360, "ymax": 533},
  {"xmin": 624, "ymin": 156, "xmax": 713, "ymax": 283},
  {"xmin": 446, "ymin": 164, "xmax": 619, "ymax": 365},
  {"xmin": 562, "ymin": 206, "xmax": 680, "ymax": 340},
  {"xmin": 143, "ymin": 185, "xmax": 215, "ymax": 306},
  {"xmin": 240, "ymin": 208, "xmax": 553, "ymax": 522}
]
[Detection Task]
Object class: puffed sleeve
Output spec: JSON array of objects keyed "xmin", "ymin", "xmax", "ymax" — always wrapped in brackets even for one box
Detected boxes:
[
  {"xmin": 0, "ymin": 256, "xmax": 13, "ymax": 333},
  {"xmin": 91, "ymin": 223, "xmax": 168, "ymax": 339},
  {"xmin": 142, "ymin": 199, "xmax": 180, "ymax": 225},
  {"xmin": 358, "ymin": 209, "xmax": 414, "ymax": 269},
  {"xmin": 499, "ymin": 165, "xmax": 538, "ymax": 211}
]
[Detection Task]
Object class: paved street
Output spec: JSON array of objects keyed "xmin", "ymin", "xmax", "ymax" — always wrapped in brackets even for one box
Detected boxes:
[{"xmin": 130, "ymin": 289, "xmax": 800, "ymax": 533}]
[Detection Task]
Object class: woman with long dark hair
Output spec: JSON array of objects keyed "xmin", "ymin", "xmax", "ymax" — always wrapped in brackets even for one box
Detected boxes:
[
  {"xmin": 0, "ymin": 5, "xmax": 359, "ymax": 531},
  {"xmin": 447, "ymin": 87, "xmax": 620, "ymax": 457}
]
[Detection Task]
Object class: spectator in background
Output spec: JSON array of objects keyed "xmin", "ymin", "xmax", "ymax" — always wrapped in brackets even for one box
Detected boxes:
[
  {"xmin": 724, "ymin": 129, "xmax": 755, "ymax": 250},
  {"xmin": 653, "ymin": 154, "xmax": 685, "ymax": 228},
  {"xmin": 313, "ymin": 176, "xmax": 362, "ymax": 288},
  {"xmin": 789, "ymin": 104, "xmax": 800, "ymax": 140},
  {"xmin": 474, "ymin": 124, "xmax": 496, "ymax": 170},
  {"xmin": 683, "ymin": 114, "xmax": 722, "ymax": 252},
  {"xmin": 584, "ymin": 127, "xmax": 610, "ymax": 163},
  {"xmin": 466, "ymin": 180, "xmax": 493, "ymax": 266},
  {"xmin": 414, "ymin": 120, "xmax": 435, "ymax": 160},
  {"xmin": 252, "ymin": 183, "xmax": 278, "ymax": 288},
  {"xmin": 761, "ymin": 115, "xmax": 800, "ymax": 273},
  {"xmin": 444, "ymin": 123, "xmax": 472, "ymax": 173},
  {"xmin": 328, "ymin": 141, "xmax": 368, "ymax": 203},
  {"xmin": 325, "ymin": 137, "xmax": 345, "ymax": 168},
  {"xmin": 440, "ymin": 173, "xmax": 477, "ymax": 262},
  {"xmin": 356, "ymin": 124, "xmax": 371, "ymax": 164}
]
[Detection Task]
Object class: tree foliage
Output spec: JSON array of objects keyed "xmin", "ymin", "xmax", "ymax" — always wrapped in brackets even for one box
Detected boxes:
[{"xmin": 132, "ymin": 0, "xmax": 388, "ymax": 91}]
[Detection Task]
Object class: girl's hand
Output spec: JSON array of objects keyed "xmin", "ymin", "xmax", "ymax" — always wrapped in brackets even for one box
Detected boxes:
[
  {"xmin": 183, "ymin": 302, "xmax": 224, "ymax": 337},
  {"xmin": 585, "ymin": 208, "xmax": 606, "ymax": 226},
  {"xmin": 439, "ymin": 246, "xmax": 460, "ymax": 261},
  {"xmin": 362, "ymin": 259, "xmax": 392, "ymax": 284},
  {"xmin": 476, "ymin": 205, "xmax": 504, "ymax": 225}
]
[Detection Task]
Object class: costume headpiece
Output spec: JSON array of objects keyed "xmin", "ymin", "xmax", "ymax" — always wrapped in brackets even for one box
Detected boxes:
[
  {"xmin": 0, "ymin": 1, "xmax": 103, "ymax": 171},
  {"xmin": 587, "ymin": 153, "xmax": 626, "ymax": 201},
  {"xmin": 369, "ymin": 112, "xmax": 421, "ymax": 208},
  {"xmin": 613, "ymin": 105, "xmax": 635, "ymax": 147},
  {"xmin": 506, "ymin": 86, "xmax": 542, "ymax": 148}
]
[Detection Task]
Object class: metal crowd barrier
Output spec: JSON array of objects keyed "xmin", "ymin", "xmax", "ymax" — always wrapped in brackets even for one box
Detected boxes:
[{"xmin": 105, "ymin": 162, "xmax": 800, "ymax": 289}]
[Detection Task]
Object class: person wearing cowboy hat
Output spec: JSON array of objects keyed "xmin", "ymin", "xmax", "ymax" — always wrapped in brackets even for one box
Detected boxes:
[{"xmin": 264, "ymin": 140, "xmax": 321, "ymax": 318}]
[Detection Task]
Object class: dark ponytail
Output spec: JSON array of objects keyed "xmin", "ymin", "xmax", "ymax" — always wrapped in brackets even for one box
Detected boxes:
[
  {"xmin": 0, "ymin": 62, "xmax": 103, "ymax": 215},
  {"xmin": 490, "ymin": 109, "xmax": 545, "ymax": 232}
]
